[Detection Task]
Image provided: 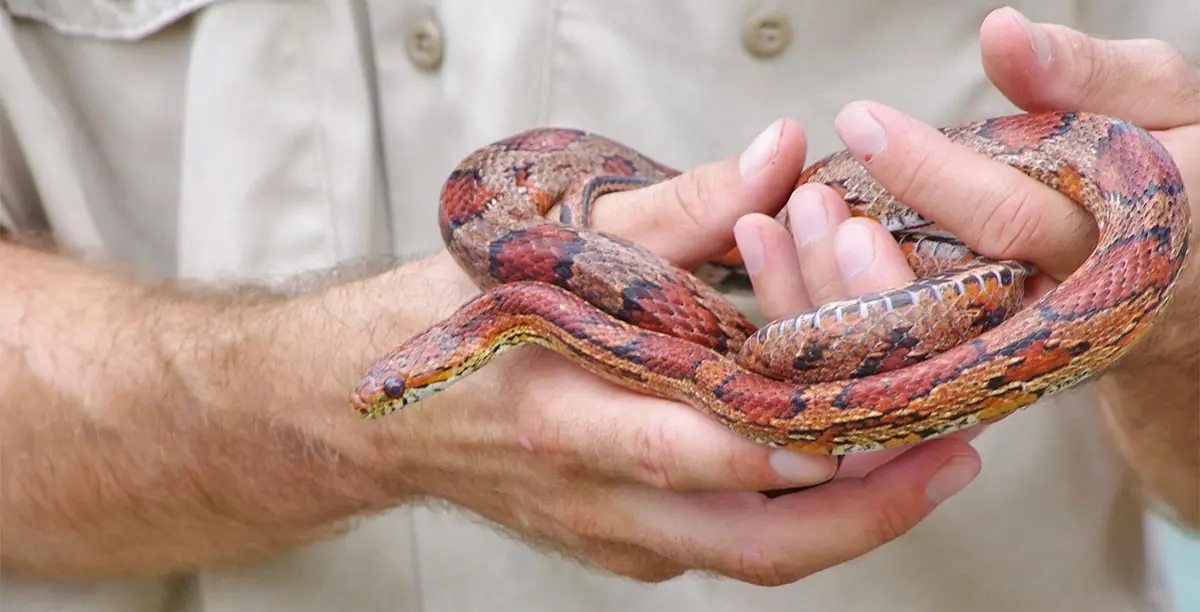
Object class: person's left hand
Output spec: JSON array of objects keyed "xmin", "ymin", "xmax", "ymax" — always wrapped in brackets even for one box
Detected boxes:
[{"xmin": 733, "ymin": 6, "xmax": 1199, "ymax": 477}]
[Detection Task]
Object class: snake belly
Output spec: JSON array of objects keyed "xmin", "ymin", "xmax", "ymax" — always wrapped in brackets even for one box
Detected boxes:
[{"xmin": 351, "ymin": 111, "xmax": 1191, "ymax": 455}]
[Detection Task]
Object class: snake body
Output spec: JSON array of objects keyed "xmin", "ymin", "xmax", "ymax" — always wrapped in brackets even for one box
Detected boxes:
[{"xmin": 352, "ymin": 112, "xmax": 1191, "ymax": 454}]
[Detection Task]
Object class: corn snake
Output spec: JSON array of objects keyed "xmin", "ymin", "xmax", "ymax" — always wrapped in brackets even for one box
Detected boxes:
[{"xmin": 351, "ymin": 111, "xmax": 1191, "ymax": 455}]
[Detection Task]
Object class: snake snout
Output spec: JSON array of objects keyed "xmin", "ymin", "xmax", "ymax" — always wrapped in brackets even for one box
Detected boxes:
[{"xmin": 349, "ymin": 388, "xmax": 372, "ymax": 416}]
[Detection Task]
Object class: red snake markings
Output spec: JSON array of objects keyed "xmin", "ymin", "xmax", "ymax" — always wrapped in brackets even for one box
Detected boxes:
[{"xmin": 351, "ymin": 112, "xmax": 1191, "ymax": 455}]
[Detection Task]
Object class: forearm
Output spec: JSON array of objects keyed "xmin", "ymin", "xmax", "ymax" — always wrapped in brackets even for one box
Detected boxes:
[{"xmin": 0, "ymin": 239, "xmax": 475, "ymax": 578}]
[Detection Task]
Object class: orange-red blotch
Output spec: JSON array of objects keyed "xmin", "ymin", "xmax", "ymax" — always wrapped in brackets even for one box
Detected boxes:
[
  {"xmin": 440, "ymin": 169, "xmax": 496, "ymax": 231},
  {"xmin": 980, "ymin": 112, "xmax": 1072, "ymax": 151},
  {"xmin": 600, "ymin": 155, "xmax": 638, "ymax": 176}
]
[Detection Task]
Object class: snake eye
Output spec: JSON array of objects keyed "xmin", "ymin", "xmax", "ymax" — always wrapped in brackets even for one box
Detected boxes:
[{"xmin": 382, "ymin": 377, "xmax": 406, "ymax": 399}]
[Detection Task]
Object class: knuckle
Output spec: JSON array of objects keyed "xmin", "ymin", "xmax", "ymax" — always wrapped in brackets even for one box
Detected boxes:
[
  {"xmin": 1142, "ymin": 38, "xmax": 1190, "ymax": 74},
  {"xmin": 867, "ymin": 501, "xmax": 916, "ymax": 547},
  {"xmin": 719, "ymin": 443, "xmax": 772, "ymax": 491},
  {"xmin": 1151, "ymin": 43, "xmax": 1200, "ymax": 109},
  {"xmin": 631, "ymin": 419, "xmax": 678, "ymax": 489},
  {"xmin": 1123, "ymin": 40, "xmax": 1200, "ymax": 118},
  {"xmin": 1069, "ymin": 36, "xmax": 1113, "ymax": 103},
  {"xmin": 883, "ymin": 131, "xmax": 940, "ymax": 205},
  {"xmin": 517, "ymin": 409, "xmax": 589, "ymax": 475},
  {"xmin": 968, "ymin": 185, "xmax": 1043, "ymax": 258},
  {"xmin": 666, "ymin": 173, "xmax": 713, "ymax": 235},
  {"xmin": 805, "ymin": 274, "xmax": 849, "ymax": 305}
]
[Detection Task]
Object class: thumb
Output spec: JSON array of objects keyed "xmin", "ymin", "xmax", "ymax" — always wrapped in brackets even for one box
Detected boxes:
[
  {"xmin": 980, "ymin": 7, "xmax": 1200, "ymax": 128},
  {"xmin": 592, "ymin": 118, "xmax": 809, "ymax": 268}
]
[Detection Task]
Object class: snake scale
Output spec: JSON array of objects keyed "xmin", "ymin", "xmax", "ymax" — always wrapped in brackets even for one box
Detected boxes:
[{"xmin": 351, "ymin": 111, "xmax": 1191, "ymax": 455}]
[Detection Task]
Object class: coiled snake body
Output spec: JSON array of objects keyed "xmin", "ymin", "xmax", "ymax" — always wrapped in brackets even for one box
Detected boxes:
[{"xmin": 352, "ymin": 112, "xmax": 1190, "ymax": 455}]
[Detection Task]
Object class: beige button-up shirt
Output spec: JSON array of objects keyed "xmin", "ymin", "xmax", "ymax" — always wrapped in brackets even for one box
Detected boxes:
[{"xmin": 2, "ymin": 1, "xmax": 1196, "ymax": 611}]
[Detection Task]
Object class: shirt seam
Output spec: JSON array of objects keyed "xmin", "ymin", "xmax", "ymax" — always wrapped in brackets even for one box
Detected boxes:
[{"xmin": 4, "ymin": 0, "xmax": 221, "ymax": 41}]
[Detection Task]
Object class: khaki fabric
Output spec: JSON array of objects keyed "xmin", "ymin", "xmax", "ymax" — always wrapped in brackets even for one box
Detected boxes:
[{"xmin": 2, "ymin": 1, "xmax": 1197, "ymax": 610}]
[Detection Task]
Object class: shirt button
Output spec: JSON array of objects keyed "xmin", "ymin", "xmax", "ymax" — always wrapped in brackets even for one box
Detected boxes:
[
  {"xmin": 743, "ymin": 12, "xmax": 791, "ymax": 59},
  {"xmin": 406, "ymin": 13, "xmax": 445, "ymax": 71}
]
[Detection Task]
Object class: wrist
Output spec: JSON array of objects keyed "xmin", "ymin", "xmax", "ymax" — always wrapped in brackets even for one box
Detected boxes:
[{"xmin": 198, "ymin": 250, "xmax": 487, "ymax": 502}]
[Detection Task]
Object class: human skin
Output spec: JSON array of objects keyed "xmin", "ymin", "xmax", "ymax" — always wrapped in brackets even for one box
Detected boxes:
[
  {"xmin": 735, "ymin": 7, "xmax": 1199, "ymax": 528},
  {"xmin": 0, "ymin": 117, "xmax": 980, "ymax": 584},
  {"xmin": 1, "ymin": 6, "xmax": 1194, "ymax": 589}
]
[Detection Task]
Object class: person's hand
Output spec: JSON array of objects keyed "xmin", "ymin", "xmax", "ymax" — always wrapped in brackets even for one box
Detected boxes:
[
  {"xmin": 730, "ymin": 178, "xmax": 993, "ymax": 479},
  {"xmin": 781, "ymin": 7, "xmax": 1198, "ymax": 364},
  {"xmin": 362, "ymin": 119, "xmax": 982, "ymax": 586},
  {"xmin": 730, "ymin": 7, "xmax": 1198, "ymax": 518},
  {"xmin": 978, "ymin": 7, "xmax": 1200, "ymax": 365},
  {"xmin": 978, "ymin": 7, "xmax": 1199, "ymax": 522}
]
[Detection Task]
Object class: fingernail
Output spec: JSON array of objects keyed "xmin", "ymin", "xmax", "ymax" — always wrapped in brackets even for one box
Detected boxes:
[
  {"xmin": 740, "ymin": 119, "xmax": 783, "ymax": 178},
  {"xmin": 836, "ymin": 104, "xmax": 887, "ymax": 163},
  {"xmin": 1008, "ymin": 7, "xmax": 1052, "ymax": 69},
  {"xmin": 926, "ymin": 457, "xmax": 980, "ymax": 503},
  {"xmin": 834, "ymin": 222, "xmax": 875, "ymax": 280},
  {"xmin": 787, "ymin": 188, "xmax": 829, "ymax": 248},
  {"xmin": 770, "ymin": 450, "xmax": 836, "ymax": 484},
  {"xmin": 732, "ymin": 220, "xmax": 765, "ymax": 276}
]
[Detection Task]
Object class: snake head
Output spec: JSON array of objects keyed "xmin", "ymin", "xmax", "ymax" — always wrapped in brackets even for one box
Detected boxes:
[
  {"xmin": 349, "ymin": 300, "xmax": 504, "ymax": 419},
  {"xmin": 350, "ymin": 344, "xmax": 463, "ymax": 419},
  {"xmin": 350, "ymin": 368, "xmax": 410, "ymax": 418},
  {"xmin": 350, "ymin": 285, "xmax": 556, "ymax": 419}
]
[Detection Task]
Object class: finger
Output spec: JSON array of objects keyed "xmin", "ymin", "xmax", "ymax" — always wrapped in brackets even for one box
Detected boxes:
[
  {"xmin": 594, "ymin": 118, "xmax": 810, "ymax": 268},
  {"xmin": 783, "ymin": 185, "xmax": 853, "ymax": 306},
  {"xmin": 833, "ymin": 100, "xmax": 1098, "ymax": 280},
  {"xmin": 733, "ymin": 212, "xmax": 813, "ymax": 320},
  {"xmin": 519, "ymin": 355, "xmax": 839, "ymax": 492},
  {"xmin": 830, "ymin": 218, "xmax": 916, "ymax": 300},
  {"xmin": 979, "ymin": 7, "xmax": 1200, "ymax": 128},
  {"xmin": 835, "ymin": 424, "xmax": 991, "ymax": 480},
  {"xmin": 614, "ymin": 437, "xmax": 980, "ymax": 585}
]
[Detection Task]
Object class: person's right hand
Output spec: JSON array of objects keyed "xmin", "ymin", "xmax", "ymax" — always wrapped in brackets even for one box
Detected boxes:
[{"xmin": 356, "ymin": 119, "xmax": 982, "ymax": 586}]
